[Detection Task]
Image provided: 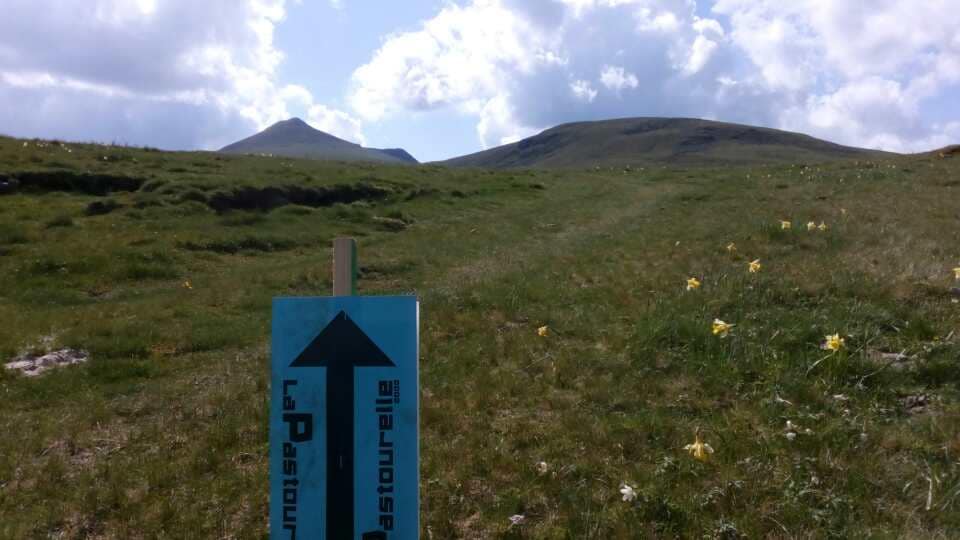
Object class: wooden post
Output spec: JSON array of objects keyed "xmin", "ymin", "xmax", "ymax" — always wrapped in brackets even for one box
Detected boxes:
[{"xmin": 333, "ymin": 237, "xmax": 357, "ymax": 296}]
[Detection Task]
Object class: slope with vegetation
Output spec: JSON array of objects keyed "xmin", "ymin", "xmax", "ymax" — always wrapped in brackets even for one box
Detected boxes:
[
  {"xmin": 439, "ymin": 117, "xmax": 895, "ymax": 169},
  {"xmin": 0, "ymin": 134, "xmax": 958, "ymax": 538}
]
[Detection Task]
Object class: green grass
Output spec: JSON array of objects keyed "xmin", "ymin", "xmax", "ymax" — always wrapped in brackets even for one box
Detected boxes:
[{"xmin": 1, "ymin": 136, "xmax": 959, "ymax": 538}]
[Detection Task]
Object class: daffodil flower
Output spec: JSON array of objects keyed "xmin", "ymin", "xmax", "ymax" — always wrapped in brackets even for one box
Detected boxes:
[
  {"xmin": 712, "ymin": 319, "xmax": 734, "ymax": 337},
  {"xmin": 818, "ymin": 221, "xmax": 828, "ymax": 231},
  {"xmin": 748, "ymin": 259, "xmax": 761, "ymax": 273},
  {"xmin": 726, "ymin": 242, "xmax": 737, "ymax": 252},
  {"xmin": 780, "ymin": 220, "xmax": 792, "ymax": 230},
  {"xmin": 807, "ymin": 221, "xmax": 816, "ymax": 231},
  {"xmin": 620, "ymin": 483, "xmax": 637, "ymax": 502},
  {"xmin": 683, "ymin": 428, "xmax": 714, "ymax": 461},
  {"xmin": 686, "ymin": 277, "xmax": 701, "ymax": 291},
  {"xmin": 537, "ymin": 325, "xmax": 549, "ymax": 337},
  {"xmin": 183, "ymin": 280, "xmax": 193, "ymax": 290},
  {"xmin": 822, "ymin": 333, "xmax": 845, "ymax": 352}
]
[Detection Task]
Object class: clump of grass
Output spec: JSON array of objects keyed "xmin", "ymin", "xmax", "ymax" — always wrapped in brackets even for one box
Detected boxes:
[
  {"xmin": 140, "ymin": 179, "xmax": 167, "ymax": 192},
  {"xmin": 0, "ymin": 224, "xmax": 29, "ymax": 244},
  {"xmin": 219, "ymin": 212, "xmax": 267, "ymax": 227},
  {"xmin": 85, "ymin": 199, "xmax": 122, "ymax": 216},
  {"xmin": 275, "ymin": 204, "xmax": 314, "ymax": 217},
  {"xmin": 178, "ymin": 235, "xmax": 299, "ymax": 254},
  {"xmin": 44, "ymin": 215, "xmax": 74, "ymax": 228},
  {"xmin": 118, "ymin": 262, "xmax": 179, "ymax": 281},
  {"xmin": 175, "ymin": 188, "xmax": 208, "ymax": 204},
  {"xmin": 332, "ymin": 203, "xmax": 371, "ymax": 223}
]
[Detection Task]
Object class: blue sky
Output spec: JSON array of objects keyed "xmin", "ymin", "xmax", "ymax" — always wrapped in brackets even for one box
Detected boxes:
[{"xmin": 1, "ymin": 0, "xmax": 959, "ymax": 162}]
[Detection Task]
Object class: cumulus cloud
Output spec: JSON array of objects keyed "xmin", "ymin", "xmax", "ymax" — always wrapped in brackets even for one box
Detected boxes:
[
  {"xmin": 714, "ymin": 0, "xmax": 960, "ymax": 152},
  {"xmin": 307, "ymin": 104, "xmax": 366, "ymax": 145},
  {"xmin": 348, "ymin": 1, "xmax": 556, "ymax": 121},
  {"xmin": 3, "ymin": 0, "xmax": 957, "ymax": 155},
  {"xmin": 349, "ymin": 0, "xmax": 958, "ymax": 154},
  {"xmin": 570, "ymin": 79, "xmax": 598, "ymax": 102},
  {"xmin": 599, "ymin": 65, "xmax": 639, "ymax": 93},
  {"xmin": 0, "ymin": 0, "xmax": 360, "ymax": 149}
]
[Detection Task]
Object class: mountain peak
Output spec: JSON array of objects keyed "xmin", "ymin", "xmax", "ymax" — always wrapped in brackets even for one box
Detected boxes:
[
  {"xmin": 279, "ymin": 117, "xmax": 309, "ymax": 127},
  {"xmin": 267, "ymin": 117, "xmax": 312, "ymax": 131},
  {"xmin": 219, "ymin": 118, "xmax": 418, "ymax": 164}
]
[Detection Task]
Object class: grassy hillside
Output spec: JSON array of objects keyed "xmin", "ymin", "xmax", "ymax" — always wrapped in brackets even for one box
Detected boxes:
[
  {"xmin": 1, "ymin": 135, "xmax": 959, "ymax": 538},
  {"xmin": 439, "ymin": 117, "xmax": 895, "ymax": 169}
]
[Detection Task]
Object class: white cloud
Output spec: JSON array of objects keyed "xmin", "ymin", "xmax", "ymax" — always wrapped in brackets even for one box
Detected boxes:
[
  {"xmin": 348, "ymin": 0, "xmax": 558, "ymax": 122},
  {"xmin": 714, "ymin": 0, "xmax": 960, "ymax": 152},
  {"xmin": 348, "ymin": 0, "xmax": 958, "ymax": 154},
  {"xmin": 635, "ymin": 8, "xmax": 681, "ymax": 32},
  {"xmin": 570, "ymin": 79, "xmax": 598, "ymax": 102},
  {"xmin": 0, "ymin": 0, "xmax": 359, "ymax": 149},
  {"xmin": 599, "ymin": 65, "xmax": 639, "ymax": 92},
  {"xmin": 347, "ymin": 0, "xmax": 749, "ymax": 150},
  {"xmin": 307, "ymin": 104, "xmax": 366, "ymax": 145},
  {"xmin": 476, "ymin": 94, "xmax": 540, "ymax": 148},
  {"xmin": 3, "ymin": 0, "xmax": 958, "ymax": 156},
  {"xmin": 682, "ymin": 35, "xmax": 718, "ymax": 75}
]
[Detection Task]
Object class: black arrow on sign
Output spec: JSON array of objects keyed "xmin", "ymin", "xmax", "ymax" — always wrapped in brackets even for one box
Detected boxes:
[{"xmin": 291, "ymin": 310, "xmax": 394, "ymax": 540}]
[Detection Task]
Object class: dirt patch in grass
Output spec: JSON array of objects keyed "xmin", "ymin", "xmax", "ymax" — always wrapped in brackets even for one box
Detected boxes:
[
  {"xmin": 12, "ymin": 170, "xmax": 144, "ymax": 195},
  {"xmin": 206, "ymin": 183, "xmax": 391, "ymax": 213}
]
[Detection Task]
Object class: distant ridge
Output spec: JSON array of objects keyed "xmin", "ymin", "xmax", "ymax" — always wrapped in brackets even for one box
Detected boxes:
[
  {"xmin": 437, "ymin": 117, "xmax": 895, "ymax": 169},
  {"xmin": 219, "ymin": 118, "xmax": 417, "ymax": 164}
]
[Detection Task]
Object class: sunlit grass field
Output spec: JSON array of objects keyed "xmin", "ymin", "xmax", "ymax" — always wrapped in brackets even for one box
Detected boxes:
[{"xmin": 1, "ymin": 136, "xmax": 959, "ymax": 538}]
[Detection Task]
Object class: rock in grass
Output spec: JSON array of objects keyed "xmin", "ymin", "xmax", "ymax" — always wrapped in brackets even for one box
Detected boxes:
[
  {"xmin": 901, "ymin": 394, "xmax": 931, "ymax": 414},
  {"xmin": 4, "ymin": 349, "xmax": 89, "ymax": 377}
]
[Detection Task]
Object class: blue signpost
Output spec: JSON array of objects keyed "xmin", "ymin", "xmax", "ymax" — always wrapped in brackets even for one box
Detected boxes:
[{"xmin": 270, "ymin": 295, "xmax": 418, "ymax": 539}]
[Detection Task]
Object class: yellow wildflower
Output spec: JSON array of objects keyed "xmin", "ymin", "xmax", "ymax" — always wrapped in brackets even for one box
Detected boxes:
[
  {"xmin": 807, "ymin": 221, "xmax": 816, "ymax": 231},
  {"xmin": 726, "ymin": 242, "xmax": 737, "ymax": 253},
  {"xmin": 683, "ymin": 427, "xmax": 714, "ymax": 461},
  {"xmin": 537, "ymin": 325, "xmax": 549, "ymax": 337},
  {"xmin": 780, "ymin": 220, "xmax": 792, "ymax": 230},
  {"xmin": 183, "ymin": 280, "xmax": 193, "ymax": 290},
  {"xmin": 748, "ymin": 259, "xmax": 761, "ymax": 273},
  {"xmin": 818, "ymin": 221, "xmax": 828, "ymax": 231},
  {"xmin": 686, "ymin": 277, "xmax": 701, "ymax": 291},
  {"xmin": 712, "ymin": 319, "xmax": 734, "ymax": 337},
  {"xmin": 823, "ymin": 333, "xmax": 845, "ymax": 352}
]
